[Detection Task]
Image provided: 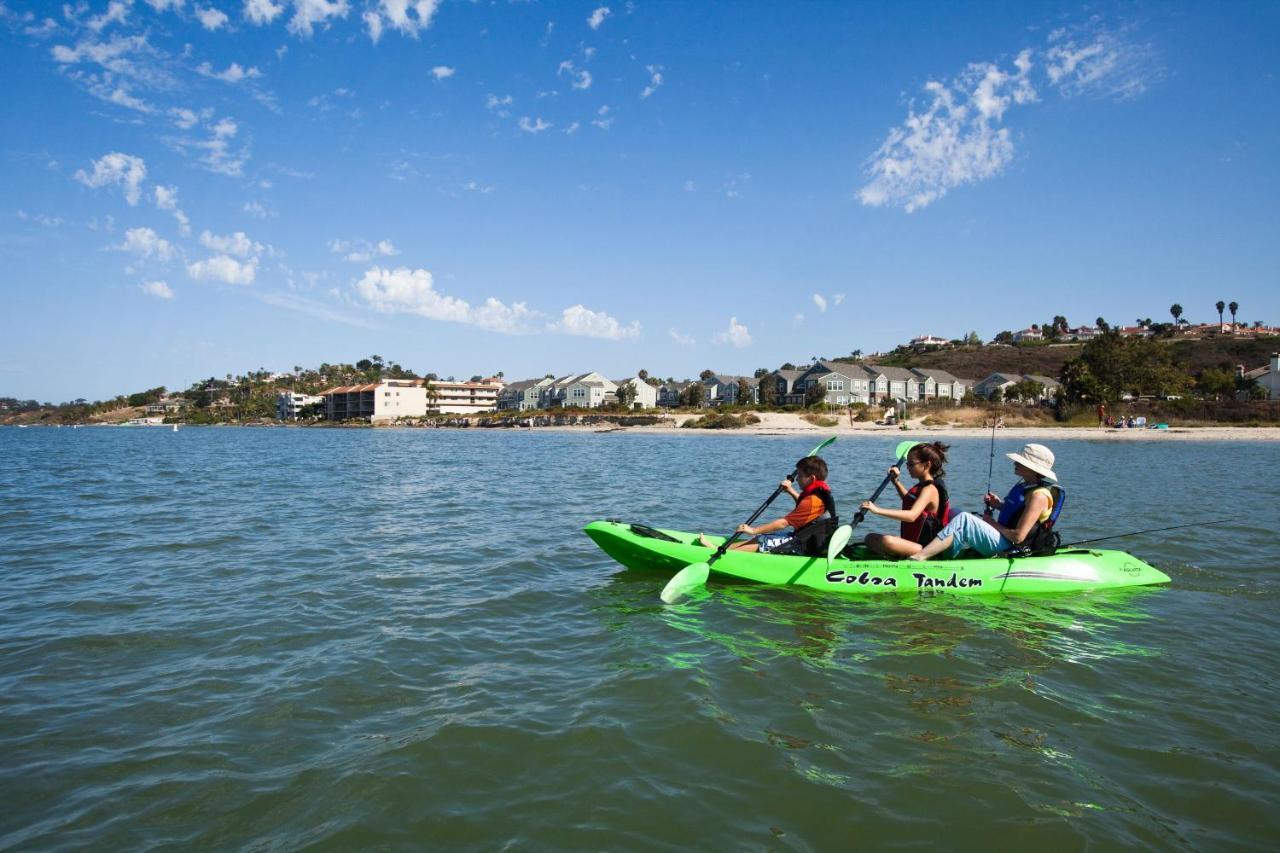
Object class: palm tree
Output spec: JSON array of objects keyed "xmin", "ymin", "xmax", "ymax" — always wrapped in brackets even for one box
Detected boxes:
[
  {"xmin": 1216, "ymin": 301, "xmax": 1225, "ymax": 330},
  {"xmin": 1229, "ymin": 301, "xmax": 1239, "ymax": 335},
  {"xmin": 1170, "ymin": 304, "xmax": 1183, "ymax": 327}
]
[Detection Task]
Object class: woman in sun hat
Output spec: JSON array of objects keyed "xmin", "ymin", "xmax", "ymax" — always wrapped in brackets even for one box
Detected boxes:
[{"xmin": 909, "ymin": 443, "xmax": 1061, "ymax": 561}]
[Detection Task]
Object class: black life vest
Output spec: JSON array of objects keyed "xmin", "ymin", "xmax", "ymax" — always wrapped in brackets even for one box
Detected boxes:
[
  {"xmin": 901, "ymin": 479, "xmax": 951, "ymax": 545},
  {"xmin": 777, "ymin": 481, "xmax": 839, "ymax": 558},
  {"xmin": 997, "ymin": 480, "xmax": 1066, "ymax": 556}
]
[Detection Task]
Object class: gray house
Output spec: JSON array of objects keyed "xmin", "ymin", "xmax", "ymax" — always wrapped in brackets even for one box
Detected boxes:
[
  {"xmin": 703, "ymin": 374, "xmax": 758, "ymax": 406},
  {"xmin": 497, "ymin": 377, "xmax": 553, "ymax": 411}
]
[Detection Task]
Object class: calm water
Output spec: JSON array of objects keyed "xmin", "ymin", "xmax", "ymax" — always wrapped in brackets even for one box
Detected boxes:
[{"xmin": 1, "ymin": 427, "xmax": 1277, "ymax": 849}]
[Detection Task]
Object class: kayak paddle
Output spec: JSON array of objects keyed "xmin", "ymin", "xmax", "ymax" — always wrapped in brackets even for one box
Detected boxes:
[
  {"xmin": 825, "ymin": 439, "xmax": 919, "ymax": 567},
  {"xmin": 660, "ymin": 436, "xmax": 838, "ymax": 604}
]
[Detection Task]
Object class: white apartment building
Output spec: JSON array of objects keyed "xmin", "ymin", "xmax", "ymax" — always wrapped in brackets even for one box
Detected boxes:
[{"xmin": 276, "ymin": 390, "xmax": 324, "ymax": 420}]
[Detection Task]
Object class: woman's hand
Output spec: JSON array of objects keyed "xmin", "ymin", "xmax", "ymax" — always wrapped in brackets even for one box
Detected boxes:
[
  {"xmin": 983, "ymin": 491, "xmax": 1002, "ymax": 510},
  {"xmin": 736, "ymin": 523, "xmax": 755, "ymax": 535},
  {"xmin": 861, "ymin": 500, "xmax": 879, "ymax": 515},
  {"xmin": 887, "ymin": 466, "xmax": 900, "ymax": 480}
]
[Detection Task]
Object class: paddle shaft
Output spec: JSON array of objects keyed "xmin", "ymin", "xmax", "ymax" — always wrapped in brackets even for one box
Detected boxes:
[
  {"xmin": 846, "ymin": 452, "xmax": 911, "ymax": 534},
  {"xmin": 705, "ymin": 467, "xmax": 803, "ymax": 567}
]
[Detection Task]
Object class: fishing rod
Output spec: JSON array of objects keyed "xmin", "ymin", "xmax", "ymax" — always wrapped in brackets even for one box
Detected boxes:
[{"xmin": 1061, "ymin": 519, "xmax": 1233, "ymax": 549}]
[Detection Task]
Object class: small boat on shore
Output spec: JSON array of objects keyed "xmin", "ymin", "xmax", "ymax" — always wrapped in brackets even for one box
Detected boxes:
[{"xmin": 584, "ymin": 520, "xmax": 1171, "ymax": 596}]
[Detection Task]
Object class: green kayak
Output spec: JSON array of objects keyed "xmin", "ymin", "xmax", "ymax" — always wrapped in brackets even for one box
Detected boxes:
[{"xmin": 583, "ymin": 520, "xmax": 1172, "ymax": 595}]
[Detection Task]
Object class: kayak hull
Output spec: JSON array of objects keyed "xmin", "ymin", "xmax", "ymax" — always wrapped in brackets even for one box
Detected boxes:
[{"xmin": 583, "ymin": 520, "xmax": 1172, "ymax": 596}]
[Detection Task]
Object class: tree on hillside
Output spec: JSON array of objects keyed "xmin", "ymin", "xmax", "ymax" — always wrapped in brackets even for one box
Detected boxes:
[
  {"xmin": 1096, "ymin": 316, "xmax": 1109, "ymax": 332},
  {"xmin": 993, "ymin": 330, "xmax": 1014, "ymax": 344},
  {"xmin": 780, "ymin": 362, "xmax": 797, "ymax": 371},
  {"xmin": 737, "ymin": 378, "xmax": 753, "ymax": 406},
  {"xmin": 1170, "ymin": 304, "xmax": 1183, "ymax": 327},
  {"xmin": 963, "ymin": 332, "xmax": 981, "ymax": 346},
  {"xmin": 1060, "ymin": 333, "xmax": 1187, "ymax": 402},
  {"xmin": 1009, "ymin": 379, "xmax": 1045, "ymax": 403},
  {"xmin": 805, "ymin": 382, "xmax": 826, "ymax": 408},
  {"xmin": 1229, "ymin": 301, "xmax": 1239, "ymax": 334},
  {"xmin": 699, "ymin": 368, "xmax": 716, "ymax": 381},
  {"xmin": 851, "ymin": 348, "xmax": 864, "ymax": 359},
  {"xmin": 1197, "ymin": 368, "xmax": 1236, "ymax": 400},
  {"xmin": 637, "ymin": 368, "xmax": 649, "ymax": 381},
  {"xmin": 1216, "ymin": 300, "xmax": 1226, "ymax": 328}
]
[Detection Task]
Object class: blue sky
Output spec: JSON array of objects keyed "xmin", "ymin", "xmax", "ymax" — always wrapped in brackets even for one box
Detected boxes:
[{"xmin": 2, "ymin": 1, "xmax": 1277, "ymax": 402}]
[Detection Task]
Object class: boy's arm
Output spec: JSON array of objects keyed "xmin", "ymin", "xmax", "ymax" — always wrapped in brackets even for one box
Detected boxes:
[{"xmin": 739, "ymin": 516, "xmax": 789, "ymax": 536}]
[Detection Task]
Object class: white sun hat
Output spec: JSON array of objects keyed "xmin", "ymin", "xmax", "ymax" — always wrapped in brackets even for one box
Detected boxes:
[{"xmin": 1006, "ymin": 443, "xmax": 1057, "ymax": 481}]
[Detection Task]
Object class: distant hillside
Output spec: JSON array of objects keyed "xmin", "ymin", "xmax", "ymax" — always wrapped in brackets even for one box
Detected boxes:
[
  {"xmin": 840, "ymin": 335, "xmax": 1279, "ymax": 382},
  {"xmin": 849, "ymin": 344, "xmax": 1080, "ymax": 381}
]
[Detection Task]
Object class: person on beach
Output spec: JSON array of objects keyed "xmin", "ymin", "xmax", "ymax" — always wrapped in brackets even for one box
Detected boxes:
[
  {"xmin": 909, "ymin": 444, "xmax": 1062, "ymax": 561},
  {"xmin": 859, "ymin": 442, "xmax": 952, "ymax": 558},
  {"xmin": 697, "ymin": 456, "xmax": 835, "ymax": 555},
  {"xmin": 1097, "ymin": 402, "xmax": 1106, "ymax": 426}
]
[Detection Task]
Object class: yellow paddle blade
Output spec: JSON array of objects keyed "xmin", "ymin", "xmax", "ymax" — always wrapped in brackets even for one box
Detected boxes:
[{"xmin": 660, "ymin": 562, "xmax": 710, "ymax": 604}]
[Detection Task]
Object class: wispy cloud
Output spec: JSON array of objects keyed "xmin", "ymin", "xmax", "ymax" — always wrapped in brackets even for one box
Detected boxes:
[
  {"xmin": 669, "ymin": 328, "xmax": 696, "ymax": 346},
  {"xmin": 328, "ymin": 237, "xmax": 399, "ymax": 262},
  {"xmin": 195, "ymin": 5, "xmax": 230, "ymax": 31},
  {"xmin": 74, "ymin": 152, "xmax": 147, "ymax": 205},
  {"xmin": 587, "ymin": 7, "xmax": 611, "ymax": 30},
  {"xmin": 431, "ymin": 65, "xmax": 455, "ymax": 80},
  {"xmin": 812, "ymin": 294, "xmax": 827, "ymax": 313},
  {"xmin": 139, "ymin": 279, "xmax": 174, "ymax": 299},
  {"xmin": 255, "ymin": 289, "xmax": 378, "ymax": 328},
  {"xmin": 860, "ymin": 21, "xmax": 1159, "ymax": 212},
  {"xmin": 518, "ymin": 116, "xmax": 552, "ymax": 134},
  {"xmin": 355, "ymin": 266, "xmax": 536, "ymax": 333},
  {"xmin": 152, "ymin": 185, "xmax": 191, "ymax": 236},
  {"xmin": 557, "ymin": 59, "xmax": 592, "ymax": 90},
  {"xmin": 362, "ymin": 0, "xmax": 440, "ymax": 44},
  {"xmin": 712, "ymin": 316, "xmax": 752, "ymax": 348},
  {"xmin": 201, "ymin": 230, "xmax": 264, "ymax": 258},
  {"xmin": 196, "ymin": 61, "xmax": 262, "ymax": 83},
  {"xmin": 486, "ymin": 93, "xmax": 513, "ymax": 117},
  {"xmin": 548, "ymin": 305, "xmax": 640, "ymax": 341},
  {"xmin": 640, "ymin": 64, "xmax": 664, "ymax": 98}
]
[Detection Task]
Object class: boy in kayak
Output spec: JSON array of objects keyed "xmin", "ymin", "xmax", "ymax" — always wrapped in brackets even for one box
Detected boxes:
[
  {"xmin": 859, "ymin": 441, "xmax": 951, "ymax": 558},
  {"xmin": 697, "ymin": 456, "xmax": 835, "ymax": 554},
  {"xmin": 909, "ymin": 443, "xmax": 1060, "ymax": 561}
]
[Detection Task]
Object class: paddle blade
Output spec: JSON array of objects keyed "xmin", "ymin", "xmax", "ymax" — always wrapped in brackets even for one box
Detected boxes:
[
  {"xmin": 808, "ymin": 436, "xmax": 838, "ymax": 457},
  {"xmin": 893, "ymin": 439, "xmax": 921, "ymax": 462},
  {"xmin": 660, "ymin": 562, "xmax": 710, "ymax": 604},
  {"xmin": 826, "ymin": 524, "xmax": 852, "ymax": 569}
]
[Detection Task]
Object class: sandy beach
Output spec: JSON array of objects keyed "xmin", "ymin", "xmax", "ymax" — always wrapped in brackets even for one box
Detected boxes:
[{"xmin": 586, "ymin": 411, "xmax": 1280, "ymax": 441}]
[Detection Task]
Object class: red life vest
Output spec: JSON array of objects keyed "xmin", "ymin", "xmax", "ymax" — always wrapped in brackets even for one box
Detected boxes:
[{"xmin": 900, "ymin": 479, "xmax": 951, "ymax": 545}]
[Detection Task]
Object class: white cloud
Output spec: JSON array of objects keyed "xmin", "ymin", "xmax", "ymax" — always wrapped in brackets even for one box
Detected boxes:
[
  {"xmin": 363, "ymin": 0, "xmax": 438, "ymax": 43},
  {"xmin": 592, "ymin": 104, "xmax": 613, "ymax": 130},
  {"xmin": 563, "ymin": 121, "xmax": 580, "ymax": 135},
  {"xmin": 196, "ymin": 61, "xmax": 262, "ymax": 83},
  {"xmin": 200, "ymin": 230, "xmax": 263, "ymax": 258},
  {"xmin": 144, "ymin": 1, "xmax": 186, "ymax": 11},
  {"xmin": 518, "ymin": 116, "xmax": 551, "ymax": 134},
  {"xmin": 587, "ymin": 7, "xmax": 611, "ymax": 30},
  {"xmin": 243, "ymin": 200, "xmax": 274, "ymax": 218},
  {"xmin": 286, "ymin": 0, "xmax": 351, "ymax": 38},
  {"xmin": 168, "ymin": 116, "xmax": 247, "ymax": 176},
  {"xmin": 712, "ymin": 316, "xmax": 752, "ymax": 348},
  {"xmin": 169, "ymin": 107, "xmax": 202, "ymax": 128},
  {"xmin": 1046, "ymin": 25, "xmax": 1159, "ymax": 100},
  {"xmin": 196, "ymin": 5, "xmax": 229, "ymax": 30},
  {"xmin": 860, "ymin": 23, "xmax": 1157, "ymax": 212},
  {"xmin": 431, "ymin": 65, "xmax": 454, "ymax": 80},
  {"xmin": 486, "ymin": 93, "xmax": 513, "ymax": 117},
  {"xmin": 857, "ymin": 53, "xmax": 1034, "ymax": 213},
  {"xmin": 88, "ymin": 1, "xmax": 130, "ymax": 32},
  {"xmin": 74, "ymin": 152, "xmax": 146, "ymax": 205},
  {"xmin": 328, "ymin": 237, "xmax": 398, "ymax": 262},
  {"xmin": 245, "ymin": 0, "xmax": 284, "ymax": 25},
  {"xmin": 16, "ymin": 210, "xmax": 66, "ymax": 227},
  {"xmin": 683, "ymin": 180, "xmax": 695, "ymax": 192},
  {"xmin": 669, "ymin": 328, "xmax": 696, "ymax": 346},
  {"xmin": 812, "ymin": 294, "xmax": 827, "ymax": 313},
  {"xmin": 354, "ymin": 266, "xmax": 535, "ymax": 333},
  {"xmin": 117, "ymin": 227, "xmax": 176, "ymax": 262},
  {"xmin": 462, "ymin": 181, "xmax": 494, "ymax": 194},
  {"xmin": 139, "ymin": 280, "xmax": 174, "ymax": 299},
  {"xmin": 557, "ymin": 60, "xmax": 592, "ymax": 90},
  {"xmin": 188, "ymin": 254, "xmax": 258, "ymax": 284},
  {"xmin": 640, "ymin": 64, "xmax": 664, "ymax": 98},
  {"xmin": 549, "ymin": 305, "xmax": 640, "ymax": 341},
  {"xmin": 153, "ymin": 185, "xmax": 191, "ymax": 236},
  {"xmin": 833, "ymin": 293, "xmax": 845, "ymax": 306}
]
